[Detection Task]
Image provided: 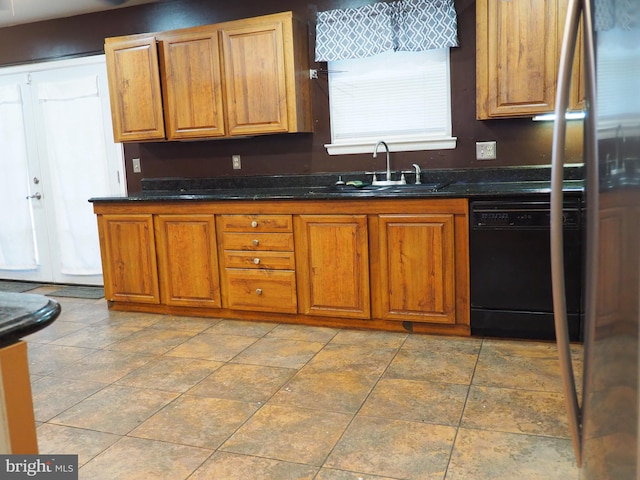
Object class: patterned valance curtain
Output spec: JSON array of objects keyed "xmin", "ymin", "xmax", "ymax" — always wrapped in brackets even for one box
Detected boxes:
[
  {"xmin": 315, "ymin": 0, "xmax": 458, "ymax": 62},
  {"xmin": 594, "ymin": 0, "xmax": 639, "ymax": 31}
]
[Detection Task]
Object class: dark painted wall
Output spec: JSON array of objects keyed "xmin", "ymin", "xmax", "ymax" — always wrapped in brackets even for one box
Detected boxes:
[{"xmin": 0, "ymin": 0, "xmax": 583, "ymax": 193}]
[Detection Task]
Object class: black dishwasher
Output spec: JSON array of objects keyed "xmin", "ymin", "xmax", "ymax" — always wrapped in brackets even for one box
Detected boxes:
[{"xmin": 469, "ymin": 196, "xmax": 584, "ymax": 341}]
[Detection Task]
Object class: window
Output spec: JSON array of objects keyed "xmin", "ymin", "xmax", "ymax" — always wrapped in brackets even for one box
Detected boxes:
[
  {"xmin": 325, "ymin": 48, "xmax": 455, "ymax": 155},
  {"xmin": 314, "ymin": 0, "xmax": 459, "ymax": 155}
]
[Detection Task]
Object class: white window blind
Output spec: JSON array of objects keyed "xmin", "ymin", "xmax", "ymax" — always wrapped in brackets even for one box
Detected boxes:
[{"xmin": 325, "ymin": 49, "xmax": 456, "ymax": 155}]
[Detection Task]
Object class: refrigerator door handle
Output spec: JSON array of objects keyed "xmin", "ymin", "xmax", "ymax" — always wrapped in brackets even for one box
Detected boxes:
[{"xmin": 551, "ymin": 0, "xmax": 583, "ymax": 467}]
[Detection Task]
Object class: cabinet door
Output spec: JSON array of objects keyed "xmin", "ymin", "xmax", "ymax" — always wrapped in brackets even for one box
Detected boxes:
[
  {"xmin": 220, "ymin": 19, "xmax": 289, "ymax": 135},
  {"xmin": 104, "ymin": 36, "xmax": 165, "ymax": 141},
  {"xmin": 155, "ymin": 214, "xmax": 221, "ymax": 308},
  {"xmin": 477, "ymin": 0, "xmax": 558, "ymax": 119},
  {"xmin": 98, "ymin": 214, "xmax": 160, "ymax": 304},
  {"xmin": 158, "ymin": 31, "xmax": 226, "ymax": 140},
  {"xmin": 376, "ymin": 214, "xmax": 456, "ymax": 324},
  {"xmin": 295, "ymin": 215, "xmax": 370, "ymax": 319}
]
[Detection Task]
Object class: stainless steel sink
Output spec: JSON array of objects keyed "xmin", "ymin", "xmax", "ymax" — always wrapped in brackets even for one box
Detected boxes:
[{"xmin": 307, "ymin": 182, "xmax": 450, "ymax": 197}]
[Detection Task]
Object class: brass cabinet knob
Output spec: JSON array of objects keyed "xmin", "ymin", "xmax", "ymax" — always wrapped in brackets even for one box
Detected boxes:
[
  {"xmin": 251, "ymin": 220, "xmax": 258, "ymax": 228},
  {"xmin": 252, "ymin": 239, "xmax": 259, "ymax": 246},
  {"xmin": 253, "ymin": 258, "xmax": 260, "ymax": 265},
  {"xmin": 255, "ymin": 288, "xmax": 263, "ymax": 295}
]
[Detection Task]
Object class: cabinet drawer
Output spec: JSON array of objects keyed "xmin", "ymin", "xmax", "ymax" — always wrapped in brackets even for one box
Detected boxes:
[
  {"xmin": 224, "ymin": 251, "xmax": 295, "ymax": 269},
  {"xmin": 223, "ymin": 232, "xmax": 294, "ymax": 251},
  {"xmin": 221, "ymin": 214, "xmax": 292, "ymax": 232},
  {"xmin": 225, "ymin": 269, "xmax": 297, "ymax": 313}
]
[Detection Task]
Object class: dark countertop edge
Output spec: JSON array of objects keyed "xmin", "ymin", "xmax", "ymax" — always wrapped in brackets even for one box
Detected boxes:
[
  {"xmin": 89, "ymin": 165, "xmax": 587, "ymax": 203},
  {"xmin": 89, "ymin": 180, "xmax": 585, "ymax": 203},
  {"xmin": 0, "ymin": 295, "xmax": 61, "ymax": 348}
]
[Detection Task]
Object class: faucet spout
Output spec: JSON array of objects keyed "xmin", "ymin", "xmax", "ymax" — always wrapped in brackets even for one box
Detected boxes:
[{"xmin": 373, "ymin": 141, "xmax": 391, "ymax": 182}]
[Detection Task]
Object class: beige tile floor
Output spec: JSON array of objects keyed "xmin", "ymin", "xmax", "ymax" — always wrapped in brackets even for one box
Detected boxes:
[{"xmin": 24, "ymin": 286, "xmax": 583, "ymax": 480}]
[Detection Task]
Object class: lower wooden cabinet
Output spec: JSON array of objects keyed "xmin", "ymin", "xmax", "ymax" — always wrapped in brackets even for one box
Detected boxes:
[
  {"xmin": 375, "ymin": 214, "xmax": 456, "ymax": 324},
  {"xmin": 294, "ymin": 215, "xmax": 370, "ymax": 319},
  {"xmin": 97, "ymin": 213, "xmax": 160, "ymax": 304},
  {"xmin": 154, "ymin": 214, "xmax": 221, "ymax": 308},
  {"xmin": 93, "ymin": 198, "xmax": 469, "ymax": 335}
]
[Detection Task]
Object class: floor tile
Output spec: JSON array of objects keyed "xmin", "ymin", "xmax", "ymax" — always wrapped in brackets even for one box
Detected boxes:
[
  {"xmin": 189, "ymin": 451, "xmax": 318, "ymax": 480},
  {"xmin": 98, "ymin": 310, "xmax": 165, "ymax": 328},
  {"xmin": 231, "ymin": 337, "xmax": 326, "ymax": 369},
  {"xmin": 329, "ymin": 329, "xmax": 408, "ymax": 348},
  {"xmin": 50, "ymin": 323, "xmax": 141, "ymax": 349},
  {"xmin": 79, "ymin": 436, "xmax": 212, "ymax": 480},
  {"xmin": 48, "ymin": 349, "xmax": 155, "ymax": 384},
  {"xmin": 166, "ymin": 332, "xmax": 258, "ymax": 361},
  {"xmin": 445, "ymin": 428, "xmax": 579, "ymax": 479},
  {"xmin": 24, "ymin": 320, "xmax": 88, "ymax": 344},
  {"xmin": 304, "ymin": 343, "xmax": 399, "ymax": 376},
  {"xmin": 116, "ymin": 356, "xmax": 224, "ymax": 392},
  {"xmin": 204, "ymin": 319, "xmax": 278, "ymax": 337},
  {"xmin": 266, "ymin": 323, "xmax": 339, "ymax": 343},
  {"xmin": 325, "ymin": 415, "xmax": 456, "ymax": 480},
  {"xmin": 27, "ymin": 343, "xmax": 95, "ymax": 376},
  {"xmin": 187, "ymin": 363, "xmax": 295, "ymax": 402},
  {"xmin": 131, "ymin": 395, "xmax": 260, "ymax": 449},
  {"xmin": 473, "ymin": 340, "xmax": 567, "ymax": 392},
  {"xmin": 359, "ymin": 378, "xmax": 468, "ymax": 426},
  {"xmin": 461, "ymin": 385, "xmax": 570, "ymax": 438},
  {"xmin": 52, "ymin": 302, "xmax": 111, "ymax": 324},
  {"xmin": 384, "ymin": 348, "xmax": 478, "ymax": 385},
  {"xmin": 270, "ymin": 369, "xmax": 378, "ymax": 414},
  {"xmin": 36, "ymin": 423, "xmax": 120, "ymax": 467},
  {"xmin": 31, "ymin": 376, "xmax": 105, "ymax": 422},
  {"xmin": 148, "ymin": 315, "xmax": 219, "ymax": 333},
  {"xmin": 50, "ymin": 384, "xmax": 178, "ymax": 435},
  {"xmin": 105, "ymin": 328, "xmax": 195, "ymax": 355},
  {"xmin": 221, "ymin": 404, "xmax": 352, "ymax": 466},
  {"xmin": 315, "ymin": 469, "xmax": 399, "ymax": 479}
]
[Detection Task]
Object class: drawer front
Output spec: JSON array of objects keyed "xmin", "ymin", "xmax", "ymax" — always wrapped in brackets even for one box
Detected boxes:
[
  {"xmin": 225, "ymin": 269, "xmax": 297, "ymax": 313},
  {"xmin": 223, "ymin": 232, "xmax": 294, "ymax": 251},
  {"xmin": 224, "ymin": 251, "xmax": 295, "ymax": 270},
  {"xmin": 221, "ymin": 214, "xmax": 292, "ymax": 232}
]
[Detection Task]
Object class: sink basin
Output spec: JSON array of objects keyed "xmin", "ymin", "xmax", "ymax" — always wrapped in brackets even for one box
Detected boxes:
[{"xmin": 307, "ymin": 182, "xmax": 450, "ymax": 197}]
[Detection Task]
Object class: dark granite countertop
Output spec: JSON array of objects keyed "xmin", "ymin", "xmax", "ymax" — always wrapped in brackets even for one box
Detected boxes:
[
  {"xmin": 0, "ymin": 293, "xmax": 61, "ymax": 347},
  {"xmin": 90, "ymin": 166, "xmax": 585, "ymax": 203}
]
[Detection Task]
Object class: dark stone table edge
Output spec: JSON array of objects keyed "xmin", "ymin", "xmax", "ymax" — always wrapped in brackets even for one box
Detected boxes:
[{"xmin": 0, "ymin": 294, "xmax": 61, "ymax": 348}]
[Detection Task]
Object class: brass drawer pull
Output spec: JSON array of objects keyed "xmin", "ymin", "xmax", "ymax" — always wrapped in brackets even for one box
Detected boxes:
[
  {"xmin": 255, "ymin": 288, "xmax": 263, "ymax": 295},
  {"xmin": 251, "ymin": 220, "xmax": 258, "ymax": 228},
  {"xmin": 252, "ymin": 239, "xmax": 259, "ymax": 246},
  {"xmin": 253, "ymin": 258, "xmax": 260, "ymax": 265}
]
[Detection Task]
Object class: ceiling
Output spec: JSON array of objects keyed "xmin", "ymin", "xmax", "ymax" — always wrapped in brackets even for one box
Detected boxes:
[{"xmin": 0, "ymin": 0, "xmax": 161, "ymax": 28}]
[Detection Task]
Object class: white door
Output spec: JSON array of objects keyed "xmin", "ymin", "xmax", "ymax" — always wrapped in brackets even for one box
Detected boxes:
[{"xmin": 0, "ymin": 56, "xmax": 125, "ymax": 286}]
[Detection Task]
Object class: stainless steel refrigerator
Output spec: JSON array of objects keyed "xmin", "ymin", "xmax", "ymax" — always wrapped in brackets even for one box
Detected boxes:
[{"xmin": 552, "ymin": 0, "xmax": 640, "ymax": 478}]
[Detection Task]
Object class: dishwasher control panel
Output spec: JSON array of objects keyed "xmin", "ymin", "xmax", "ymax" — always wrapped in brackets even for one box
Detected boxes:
[{"xmin": 470, "ymin": 200, "xmax": 581, "ymax": 228}]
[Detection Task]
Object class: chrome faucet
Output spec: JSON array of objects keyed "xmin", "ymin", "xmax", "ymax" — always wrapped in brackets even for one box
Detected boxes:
[
  {"xmin": 412, "ymin": 163, "xmax": 422, "ymax": 184},
  {"xmin": 373, "ymin": 140, "xmax": 392, "ymax": 182}
]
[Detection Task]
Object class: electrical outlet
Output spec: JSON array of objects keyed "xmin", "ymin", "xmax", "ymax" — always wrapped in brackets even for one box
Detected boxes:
[
  {"xmin": 232, "ymin": 155, "xmax": 241, "ymax": 170},
  {"xmin": 132, "ymin": 158, "xmax": 142, "ymax": 173},
  {"xmin": 476, "ymin": 141, "xmax": 497, "ymax": 160}
]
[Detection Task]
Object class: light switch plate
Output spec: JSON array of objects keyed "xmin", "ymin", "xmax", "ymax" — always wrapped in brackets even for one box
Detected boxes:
[{"xmin": 132, "ymin": 158, "xmax": 142, "ymax": 173}]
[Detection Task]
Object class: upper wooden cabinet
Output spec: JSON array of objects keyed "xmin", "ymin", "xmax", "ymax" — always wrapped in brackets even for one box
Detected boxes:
[
  {"xmin": 476, "ymin": 0, "xmax": 584, "ymax": 119},
  {"xmin": 104, "ymin": 36, "xmax": 166, "ymax": 141},
  {"xmin": 157, "ymin": 31, "xmax": 226, "ymax": 140},
  {"xmin": 104, "ymin": 11, "xmax": 312, "ymax": 142}
]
